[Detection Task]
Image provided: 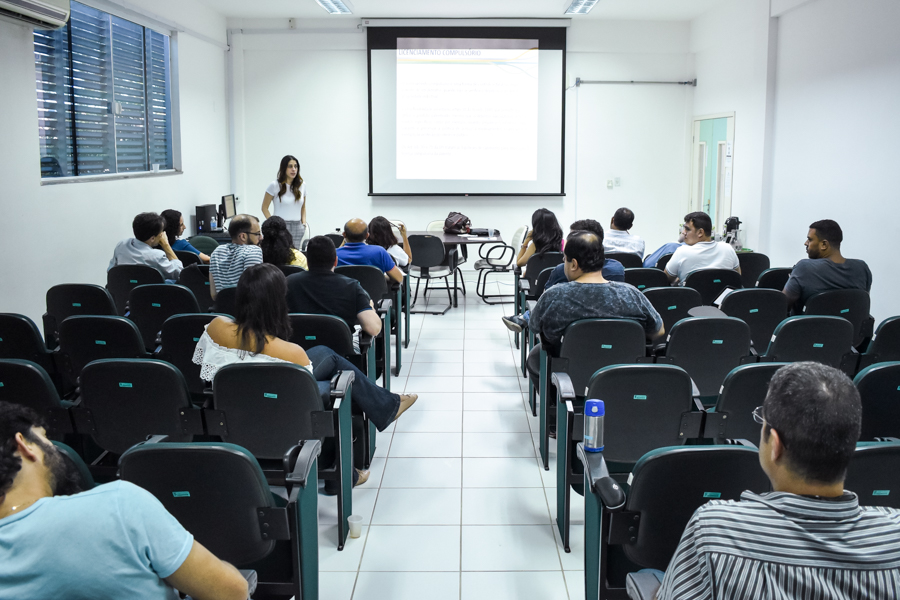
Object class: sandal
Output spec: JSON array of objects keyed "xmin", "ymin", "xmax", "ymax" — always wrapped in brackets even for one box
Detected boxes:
[{"xmin": 393, "ymin": 394, "xmax": 418, "ymax": 423}]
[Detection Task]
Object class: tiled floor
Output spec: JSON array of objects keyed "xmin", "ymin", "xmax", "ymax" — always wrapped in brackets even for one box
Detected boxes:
[{"xmin": 317, "ymin": 275, "xmax": 583, "ymax": 599}]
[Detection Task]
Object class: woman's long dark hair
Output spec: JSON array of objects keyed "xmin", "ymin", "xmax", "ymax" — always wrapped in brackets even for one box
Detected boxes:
[
  {"xmin": 276, "ymin": 155, "xmax": 303, "ymax": 202},
  {"xmin": 260, "ymin": 216, "xmax": 296, "ymax": 266},
  {"xmin": 531, "ymin": 208, "xmax": 563, "ymax": 257},
  {"xmin": 367, "ymin": 216, "xmax": 398, "ymax": 250},
  {"xmin": 161, "ymin": 209, "xmax": 182, "ymax": 247},
  {"xmin": 234, "ymin": 264, "xmax": 292, "ymax": 354}
]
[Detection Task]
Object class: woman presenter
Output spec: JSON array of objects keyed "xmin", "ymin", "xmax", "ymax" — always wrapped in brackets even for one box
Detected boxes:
[{"xmin": 262, "ymin": 154, "xmax": 307, "ymax": 243}]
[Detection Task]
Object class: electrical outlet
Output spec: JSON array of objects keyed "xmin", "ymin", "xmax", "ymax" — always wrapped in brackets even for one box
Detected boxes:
[
  {"xmin": 607, "ymin": 180, "xmax": 614, "ymax": 189},
  {"xmin": 614, "ymin": 177, "xmax": 621, "ymax": 187}
]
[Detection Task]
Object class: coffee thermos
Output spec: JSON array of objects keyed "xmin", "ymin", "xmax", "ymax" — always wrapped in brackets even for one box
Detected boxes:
[{"xmin": 583, "ymin": 399, "xmax": 605, "ymax": 453}]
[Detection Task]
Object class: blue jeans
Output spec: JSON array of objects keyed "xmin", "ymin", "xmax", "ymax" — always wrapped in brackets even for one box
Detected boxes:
[{"xmin": 307, "ymin": 345, "xmax": 401, "ymax": 432}]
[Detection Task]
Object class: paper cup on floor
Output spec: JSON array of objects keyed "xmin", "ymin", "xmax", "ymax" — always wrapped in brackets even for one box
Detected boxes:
[
  {"xmin": 348, "ymin": 515, "xmax": 363, "ymax": 538},
  {"xmin": 151, "ymin": 163, "xmax": 160, "ymax": 173}
]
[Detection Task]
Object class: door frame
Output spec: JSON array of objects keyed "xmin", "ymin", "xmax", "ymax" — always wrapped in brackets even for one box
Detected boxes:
[{"xmin": 690, "ymin": 112, "xmax": 736, "ymax": 236}]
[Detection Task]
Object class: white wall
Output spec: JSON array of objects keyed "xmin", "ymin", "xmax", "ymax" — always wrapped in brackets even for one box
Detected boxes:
[{"xmin": 0, "ymin": 0, "xmax": 230, "ymax": 328}]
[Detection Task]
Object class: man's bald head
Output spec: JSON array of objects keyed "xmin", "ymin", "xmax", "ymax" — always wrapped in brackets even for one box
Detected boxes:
[{"xmin": 344, "ymin": 218, "xmax": 369, "ymax": 243}]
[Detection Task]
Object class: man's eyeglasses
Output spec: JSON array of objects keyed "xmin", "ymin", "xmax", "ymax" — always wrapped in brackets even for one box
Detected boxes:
[
  {"xmin": 752, "ymin": 406, "xmax": 767, "ymax": 426},
  {"xmin": 247, "ymin": 231, "xmax": 262, "ymax": 238}
]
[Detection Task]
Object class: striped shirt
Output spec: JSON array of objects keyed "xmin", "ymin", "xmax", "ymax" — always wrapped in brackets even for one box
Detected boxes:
[
  {"xmin": 658, "ymin": 491, "xmax": 900, "ymax": 600},
  {"xmin": 209, "ymin": 243, "xmax": 262, "ymax": 294}
]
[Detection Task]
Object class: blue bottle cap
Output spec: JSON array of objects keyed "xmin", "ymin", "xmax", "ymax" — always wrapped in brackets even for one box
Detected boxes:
[{"xmin": 585, "ymin": 399, "xmax": 605, "ymax": 417}]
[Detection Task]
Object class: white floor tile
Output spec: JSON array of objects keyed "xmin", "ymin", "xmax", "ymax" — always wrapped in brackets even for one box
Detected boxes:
[
  {"xmin": 553, "ymin": 524, "xmax": 585, "ymax": 571},
  {"xmin": 462, "ymin": 457, "xmax": 545, "ymax": 488},
  {"xmin": 465, "ymin": 329, "xmax": 512, "ymax": 340},
  {"xmin": 462, "ymin": 488, "xmax": 551, "ymax": 524},
  {"xmin": 565, "ymin": 571, "xmax": 586, "ymax": 600},
  {"xmin": 363, "ymin": 456, "xmax": 387, "ymax": 488},
  {"xmin": 373, "ymin": 431, "xmax": 392, "ymax": 458},
  {"xmin": 395, "ymin": 410, "xmax": 462, "ymax": 433},
  {"xmin": 361, "ymin": 526, "xmax": 461, "ymax": 571},
  {"xmin": 318, "ymin": 488, "xmax": 379, "ymax": 525},
  {"xmin": 463, "ymin": 432, "xmax": 537, "ymax": 458},
  {"xmin": 405, "ymin": 392, "xmax": 463, "ymax": 412},
  {"xmin": 318, "ymin": 524, "xmax": 367, "ymax": 571},
  {"xmin": 390, "ymin": 433, "xmax": 462, "ymax": 457},
  {"xmin": 319, "ymin": 571, "xmax": 357, "ymax": 600},
  {"xmin": 353, "ymin": 572, "xmax": 460, "ymax": 600},
  {"xmin": 381, "ymin": 457, "xmax": 462, "ymax": 488},
  {"xmin": 404, "ymin": 376, "xmax": 463, "ymax": 393},
  {"xmin": 417, "ymin": 338, "xmax": 465, "ymax": 351},
  {"xmin": 461, "ymin": 525, "xmax": 562, "ymax": 571},
  {"xmin": 408, "ymin": 362, "xmax": 465, "ymax": 377},
  {"xmin": 412, "ymin": 350, "xmax": 463, "ymax": 363},
  {"xmin": 464, "ymin": 376, "xmax": 524, "ymax": 393},
  {"xmin": 464, "ymin": 350, "xmax": 516, "ymax": 364},
  {"xmin": 372, "ymin": 488, "xmax": 462, "ymax": 525},
  {"xmin": 546, "ymin": 485, "xmax": 585, "ymax": 526},
  {"xmin": 420, "ymin": 328, "xmax": 470, "ymax": 339},
  {"xmin": 463, "ymin": 362, "xmax": 522, "ymax": 377},
  {"xmin": 463, "ymin": 410, "xmax": 531, "ymax": 433},
  {"xmin": 463, "ymin": 392, "xmax": 526, "ymax": 411},
  {"xmin": 461, "ymin": 571, "xmax": 569, "ymax": 600}
]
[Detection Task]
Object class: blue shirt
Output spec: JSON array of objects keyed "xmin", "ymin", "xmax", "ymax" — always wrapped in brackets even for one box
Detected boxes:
[
  {"xmin": 543, "ymin": 259, "xmax": 626, "ymax": 291},
  {"xmin": 643, "ymin": 242, "xmax": 684, "ymax": 268},
  {"xmin": 336, "ymin": 241, "xmax": 396, "ymax": 273},
  {"xmin": 0, "ymin": 481, "xmax": 193, "ymax": 600},
  {"xmin": 172, "ymin": 238, "xmax": 201, "ymax": 255}
]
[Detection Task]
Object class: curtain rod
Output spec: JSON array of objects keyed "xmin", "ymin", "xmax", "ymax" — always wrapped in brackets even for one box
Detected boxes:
[{"xmin": 575, "ymin": 78, "xmax": 697, "ymax": 86}]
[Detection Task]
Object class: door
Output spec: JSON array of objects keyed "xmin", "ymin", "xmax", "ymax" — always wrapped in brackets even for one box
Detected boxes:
[{"xmin": 690, "ymin": 114, "xmax": 735, "ymax": 237}]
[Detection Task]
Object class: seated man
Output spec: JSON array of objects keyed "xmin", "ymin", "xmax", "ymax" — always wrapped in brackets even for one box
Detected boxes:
[
  {"xmin": 336, "ymin": 218, "xmax": 405, "ymax": 285},
  {"xmin": 604, "ymin": 207, "xmax": 645, "ymax": 258},
  {"xmin": 665, "ymin": 211, "xmax": 740, "ymax": 285},
  {"xmin": 208, "ymin": 214, "xmax": 263, "ymax": 299},
  {"xmin": 783, "ymin": 219, "xmax": 872, "ymax": 314},
  {"xmin": 657, "ymin": 361, "xmax": 900, "ymax": 599},
  {"xmin": 108, "ymin": 212, "xmax": 183, "ymax": 281},
  {"xmin": 0, "ymin": 402, "xmax": 248, "ymax": 600}
]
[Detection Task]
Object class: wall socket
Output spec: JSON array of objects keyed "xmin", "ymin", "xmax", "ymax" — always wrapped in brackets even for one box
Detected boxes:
[
  {"xmin": 614, "ymin": 177, "xmax": 621, "ymax": 187},
  {"xmin": 607, "ymin": 179, "xmax": 614, "ymax": 189}
]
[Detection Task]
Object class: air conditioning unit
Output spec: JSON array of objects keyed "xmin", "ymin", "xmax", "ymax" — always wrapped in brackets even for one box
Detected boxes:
[{"xmin": 0, "ymin": 0, "xmax": 70, "ymax": 30}]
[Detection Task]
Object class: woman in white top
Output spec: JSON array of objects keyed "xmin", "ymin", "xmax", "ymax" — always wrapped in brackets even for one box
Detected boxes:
[
  {"xmin": 367, "ymin": 216, "xmax": 412, "ymax": 268},
  {"xmin": 262, "ymin": 154, "xmax": 307, "ymax": 244}
]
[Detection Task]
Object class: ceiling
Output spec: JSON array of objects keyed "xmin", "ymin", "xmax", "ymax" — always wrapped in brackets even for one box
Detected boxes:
[{"xmin": 203, "ymin": 0, "xmax": 726, "ymax": 22}]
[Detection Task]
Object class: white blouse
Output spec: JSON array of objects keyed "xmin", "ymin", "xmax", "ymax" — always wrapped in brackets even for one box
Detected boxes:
[{"xmin": 192, "ymin": 327, "xmax": 314, "ymax": 382}]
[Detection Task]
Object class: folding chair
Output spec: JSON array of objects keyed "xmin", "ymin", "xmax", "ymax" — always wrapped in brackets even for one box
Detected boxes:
[
  {"xmin": 804, "ymin": 289, "xmax": 873, "ymax": 349},
  {"xmin": 157, "ymin": 313, "xmax": 221, "ymax": 401},
  {"xmin": 683, "ymin": 268, "xmax": 743, "ymax": 306},
  {"xmin": 107, "ymin": 265, "xmax": 164, "ymax": 315},
  {"xmin": 703, "ymin": 362, "xmax": 786, "ymax": 444},
  {"xmin": 336, "ymin": 264, "xmax": 398, "ymax": 380},
  {"xmin": 127, "ymin": 284, "xmax": 201, "ymax": 351},
  {"xmin": 174, "ymin": 250, "xmax": 201, "ymax": 266},
  {"xmin": 845, "ymin": 443, "xmax": 900, "ymax": 509},
  {"xmin": 212, "ymin": 286, "xmax": 237, "ymax": 317},
  {"xmin": 757, "ymin": 315, "xmax": 854, "ymax": 370},
  {"xmin": 57, "ymin": 316, "xmax": 150, "ymax": 385},
  {"xmin": 474, "ymin": 225, "xmax": 526, "ymax": 304},
  {"xmin": 408, "ymin": 234, "xmax": 456, "ymax": 315},
  {"xmin": 719, "ymin": 288, "xmax": 789, "ymax": 352},
  {"xmin": 43, "ymin": 284, "xmax": 116, "ymax": 349},
  {"xmin": 0, "ymin": 313, "xmax": 64, "ymax": 395},
  {"xmin": 0, "ymin": 359, "xmax": 75, "ymax": 438},
  {"xmin": 853, "ymin": 362, "xmax": 900, "ymax": 442},
  {"xmin": 623, "ymin": 268, "xmax": 669, "ymax": 292},
  {"xmin": 605, "ymin": 253, "xmax": 643, "ymax": 269},
  {"xmin": 756, "ymin": 267, "xmax": 792, "ymax": 290},
  {"xmin": 856, "ymin": 316, "xmax": 900, "ymax": 373},
  {"xmin": 737, "ymin": 252, "xmax": 770, "ymax": 289},
  {"xmin": 642, "ymin": 287, "xmax": 702, "ymax": 335},
  {"xmin": 179, "ymin": 264, "xmax": 214, "ymax": 312}
]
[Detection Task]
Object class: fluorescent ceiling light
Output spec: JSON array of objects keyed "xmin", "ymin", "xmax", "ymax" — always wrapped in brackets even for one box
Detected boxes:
[
  {"xmin": 564, "ymin": 0, "xmax": 598, "ymax": 15},
  {"xmin": 315, "ymin": 0, "xmax": 354, "ymax": 14}
]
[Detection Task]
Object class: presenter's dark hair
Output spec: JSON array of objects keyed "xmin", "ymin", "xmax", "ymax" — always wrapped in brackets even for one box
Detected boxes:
[
  {"xmin": 684, "ymin": 211, "xmax": 713, "ymax": 238},
  {"xmin": 133, "ymin": 212, "xmax": 165, "ymax": 242},
  {"xmin": 564, "ymin": 230, "xmax": 605, "ymax": 273},
  {"xmin": 0, "ymin": 402, "xmax": 45, "ymax": 495},
  {"xmin": 276, "ymin": 155, "xmax": 303, "ymax": 202},
  {"xmin": 161, "ymin": 209, "xmax": 182, "ymax": 247},
  {"xmin": 570, "ymin": 219, "xmax": 605, "ymax": 241},
  {"xmin": 612, "ymin": 208, "xmax": 635, "ymax": 231},
  {"xmin": 229, "ymin": 214, "xmax": 257, "ymax": 240},
  {"xmin": 306, "ymin": 236, "xmax": 337, "ymax": 270},
  {"xmin": 234, "ymin": 264, "xmax": 292, "ymax": 356},
  {"xmin": 809, "ymin": 220, "xmax": 843, "ymax": 249},
  {"xmin": 763, "ymin": 362, "xmax": 861, "ymax": 484},
  {"xmin": 531, "ymin": 208, "xmax": 564, "ymax": 257},
  {"xmin": 260, "ymin": 216, "xmax": 296, "ymax": 266},
  {"xmin": 367, "ymin": 217, "xmax": 398, "ymax": 250}
]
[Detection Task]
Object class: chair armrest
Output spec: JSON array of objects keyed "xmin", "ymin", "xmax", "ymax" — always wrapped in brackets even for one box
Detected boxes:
[
  {"xmin": 726, "ymin": 438, "xmax": 758, "ymax": 448},
  {"xmin": 377, "ymin": 298, "xmax": 393, "ymax": 315},
  {"xmin": 483, "ymin": 243, "xmax": 515, "ymax": 266},
  {"xmin": 626, "ymin": 571, "xmax": 663, "ymax": 600},
  {"xmin": 447, "ymin": 247, "xmax": 459, "ymax": 270},
  {"xmin": 283, "ymin": 439, "xmax": 322, "ymax": 487},
  {"xmin": 551, "ymin": 372, "xmax": 576, "ymax": 401},
  {"xmin": 238, "ymin": 570, "xmax": 258, "ymax": 598},
  {"xmin": 692, "ymin": 396, "xmax": 705, "ymax": 412},
  {"xmin": 518, "ymin": 279, "xmax": 531, "ymax": 293},
  {"xmin": 577, "ymin": 443, "xmax": 626, "ymax": 510},
  {"xmin": 330, "ymin": 369, "xmax": 355, "ymax": 399},
  {"xmin": 689, "ymin": 378, "xmax": 701, "ymax": 400}
]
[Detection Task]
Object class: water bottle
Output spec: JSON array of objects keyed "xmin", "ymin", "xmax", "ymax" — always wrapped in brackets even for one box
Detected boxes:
[
  {"xmin": 210, "ymin": 214, "xmax": 217, "ymax": 230},
  {"xmin": 583, "ymin": 399, "xmax": 605, "ymax": 452}
]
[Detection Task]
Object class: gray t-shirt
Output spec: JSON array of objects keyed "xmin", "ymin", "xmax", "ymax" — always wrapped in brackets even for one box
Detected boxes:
[
  {"xmin": 529, "ymin": 281, "xmax": 663, "ymax": 345},
  {"xmin": 784, "ymin": 257, "xmax": 872, "ymax": 313}
]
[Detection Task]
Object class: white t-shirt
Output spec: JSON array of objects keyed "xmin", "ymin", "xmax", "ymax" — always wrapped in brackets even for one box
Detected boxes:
[
  {"xmin": 387, "ymin": 244, "xmax": 409, "ymax": 268},
  {"xmin": 265, "ymin": 179, "xmax": 306, "ymax": 221},
  {"xmin": 665, "ymin": 240, "xmax": 739, "ymax": 283}
]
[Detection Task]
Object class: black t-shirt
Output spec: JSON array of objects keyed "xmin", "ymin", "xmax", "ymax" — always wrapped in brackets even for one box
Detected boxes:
[{"xmin": 286, "ymin": 269, "xmax": 373, "ymax": 328}]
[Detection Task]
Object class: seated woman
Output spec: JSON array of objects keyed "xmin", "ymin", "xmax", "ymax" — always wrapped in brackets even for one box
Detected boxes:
[
  {"xmin": 367, "ymin": 216, "xmax": 412, "ymax": 269},
  {"xmin": 516, "ymin": 208, "xmax": 564, "ymax": 268},
  {"xmin": 192, "ymin": 263, "xmax": 417, "ymax": 486},
  {"xmin": 161, "ymin": 209, "xmax": 210, "ymax": 263},
  {"xmin": 260, "ymin": 216, "xmax": 308, "ymax": 270}
]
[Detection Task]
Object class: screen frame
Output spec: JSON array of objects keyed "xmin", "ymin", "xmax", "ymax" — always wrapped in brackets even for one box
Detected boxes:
[
  {"xmin": 221, "ymin": 194, "xmax": 236, "ymax": 219},
  {"xmin": 366, "ymin": 26, "xmax": 567, "ymax": 197}
]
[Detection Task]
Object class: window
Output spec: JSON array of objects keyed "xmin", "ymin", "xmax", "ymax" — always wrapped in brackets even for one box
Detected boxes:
[{"xmin": 34, "ymin": 2, "xmax": 174, "ymax": 178}]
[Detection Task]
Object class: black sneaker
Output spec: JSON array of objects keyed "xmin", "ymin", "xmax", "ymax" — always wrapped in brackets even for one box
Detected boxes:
[{"xmin": 501, "ymin": 315, "xmax": 528, "ymax": 333}]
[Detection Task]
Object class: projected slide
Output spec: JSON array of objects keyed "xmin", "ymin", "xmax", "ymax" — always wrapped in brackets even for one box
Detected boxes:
[{"xmin": 396, "ymin": 38, "xmax": 538, "ymax": 181}]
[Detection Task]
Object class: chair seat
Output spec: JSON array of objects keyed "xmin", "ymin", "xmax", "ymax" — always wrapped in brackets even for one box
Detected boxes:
[
  {"xmin": 474, "ymin": 258, "xmax": 510, "ymax": 270},
  {"xmin": 409, "ymin": 265, "xmax": 452, "ymax": 277}
]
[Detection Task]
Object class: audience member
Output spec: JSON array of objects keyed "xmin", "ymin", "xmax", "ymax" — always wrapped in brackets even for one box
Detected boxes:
[
  {"xmin": 161, "ymin": 209, "xmax": 210, "ymax": 263},
  {"xmin": 108, "ymin": 212, "xmax": 183, "ymax": 281},
  {"xmin": 517, "ymin": 208, "xmax": 564, "ymax": 268},
  {"xmin": 0, "ymin": 402, "xmax": 248, "ymax": 600},
  {"xmin": 337, "ymin": 218, "xmax": 404, "ymax": 284},
  {"xmin": 783, "ymin": 219, "xmax": 872, "ymax": 314},
  {"xmin": 657, "ymin": 362, "xmax": 900, "ymax": 599},
  {"xmin": 604, "ymin": 207, "xmax": 645, "ymax": 258},
  {"xmin": 260, "ymin": 216, "xmax": 308, "ymax": 270},
  {"xmin": 208, "ymin": 214, "xmax": 263, "ymax": 299},
  {"xmin": 643, "ymin": 231, "xmax": 684, "ymax": 268},
  {"xmin": 665, "ymin": 211, "xmax": 740, "ymax": 285},
  {"xmin": 367, "ymin": 217, "xmax": 411, "ymax": 268}
]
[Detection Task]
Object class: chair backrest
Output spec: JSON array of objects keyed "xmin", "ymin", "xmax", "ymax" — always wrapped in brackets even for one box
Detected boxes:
[
  {"xmin": 511, "ymin": 225, "xmax": 528, "ymax": 250},
  {"xmin": 408, "ymin": 234, "xmax": 446, "ymax": 269},
  {"xmin": 187, "ymin": 235, "xmax": 219, "ymax": 255},
  {"xmin": 719, "ymin": 288, "xmax": 789, "ymax": 351},
  {"xmin": 336, "ymin": 265, "xmax": 389, "ymax": 302},
  {"xmin": 804, "ymin": 289, "xmax": 871, "ymax": 346},
  {"xmin": 845, "ymin": 443, "xmax": 900, "ymax": 509},
  {"xmin": 276, "ymin": 264, "xmax": 305, "ymax": 277},
  {"xmin": 0, "ymin": 314, "xmax": 54, "ymax": 374},
  {"xmin": 683, "ymin": 269, "xmax": 744, "ymax": 305},
  {"xmin": 557, "ymin": 320, "xmax": 647, "ymax": 394},
  {"xmin": 713, "ymin": 362, "xmax": 786, "ymax": 443},
  {"xmin": 179, "ymin": 264, "xmax": 214, "ymax": 312},
  {"xmin": 664, "ymin": 317, "xmax": 751, "ymax": 397},
  {"xmin": 853, "ymin": 362, "xmax": 900, "ymax": 441},
  {"xmin": 642, "ymin": 287, "xmax": 702, "ymax": 334},
  {"xmin": 605, "ymin": 253, "xmax": 643, "ymax": 269},
  {"xmin": 0, "ymin": 359, "xmax": 70, "ymax": 437},
  {"xmin": 737, "ymin": 252, "xmax": 770, "ymax": 289},
  {"xmin": 212, "ymin": 286, "xmax": 237, "ymax": 318},
  {"xmin": 45, "ymin": 284, "xmax": 116, "ymax": 346},
  {"xmin": 174, "ymin": 250, "xmax": 201, "ymax": 266},
  {"xmin": 58, "ymin": 315, "xmax": 147, "ymax": 377},
  {"xmin": 119, "ymin": 441, "xmax": 278, "ymax": 565},
  {"xmin": 624, "ymin": 445, "xmax": 770, "ymax": 569},
  {"xmin": 426, "ymin": 220, "xmax": 444, "ymax": 233},
  {"xmin": 128, "ymin": 284, "xmax": 201, "ymax": 351},
  {"xmin": 212, "ymin": 363, "xmax": 325, "ymax": 459},
  {"xmin": 54, "ymin": 441, "xmax": 95, "ymax": 491},
  {"xmin": 860, "ymin": 316, "xmax": 900, "ymax": 368},
  {"xmin": 77, "ymin": 358, "xmax": 197, "ymax": 455},
  {"xmin": 533, "ymin": 267, "xmax": 556, "ymax": 298},
  {"xmin": 756, "ymin": 267, "xmax": 792, "ymax": 290},
  {"xmin": 107, "ymin": 265, "xmax": 165, "ymax": 315},
  {"xmin": 524, "ymin": 252, "xmax": 565, "ymax": 291},
  {"xmin": 325, "ymin": 233, "xmax": 344, "ymax": 248},
  {"xmin": 763, "ymin": 315, "xmax": 854, "ymax": 368},
  {"xmin": 586, "ymin": 364, "xmax": 695, "ymax": 466},
  {"xmin": 158, "ymin": 313, "xmax": 221, "ymax": 397},
  {"xmin": 289, "ymin": 314, "xmax": 355, "ymax": 356},
  {"xmin": 655, "ymin": 253, "xmax": 674, "ymax": 271},
  {"xmin": 624, "ymin": 268, "xmax": 669, "ymax": 292}
]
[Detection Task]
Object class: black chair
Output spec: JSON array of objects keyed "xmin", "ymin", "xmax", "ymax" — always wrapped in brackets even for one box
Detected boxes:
[
  {"xmin": 515, "ymin": 252, "xmax": 565, "ymax": 350},
  {"xmin": 207, "ymin": 363, "xmax": 355, "ymax": 550},
  {"xmin": 605, "ymin": 253, "xmax": 643, "ymax": 269},
  {"xmin": 473, "ymin": 233, "xmax": 520, "ymax": 304},
  {"xmin": 54, "ymin": 440, "xmax": 95, "ymax": 492},
  {"xmin": 757, "ymin": 315, "xmax": 854, "ymax": 370},
  {"xmin": 703, "ymin": 362, "xmax": 786, "ymax": 443},
  {"xmin": 174, "ymin": 250, "xmax": 201, "ymax": 266},
  {"xmin": 43, "ymin": 284, "xmax": 116, "ymax": 349},
  {"xmin": 187, "ymin": 235, "xmax": 219, "ymax": 255},
  {"xmin": 623, "ymin": 268, "xmax": 669, "ymax": 292},
  {"xmin": 737, "ymin": 252, "xmax": 770, "ymax": 289},
  {"xmin": 212, "ymin": 286, "xmax": 237, "ymax": 317},
  {"xmin": 107, "ymin": 265, "xmax": 164, "ymax": 315},
  {"xmin": 275, "ymin": 264, "xmax": 305, "ymax": 277},
  {"xmin": 845, "ymin": 443, "xmax": 900, "ymax": 509},
  {"xmin": 407, "ymin": 234, "xmax": 455, "ymax": 315},
  {"xmin": 683, "ymin": 268, "xmax": 743, "ymax": 306},
  {"xmin": 325, "ymin": 233, "xmax": 344, "ymax": 248},
  {"xmin": 520, "ymin": 266, "xmax": 561, "ymax": 380},
  {"xmin": 856, "ymin": 316, "xmax": 900, "ymax": 372},
  {"xmin": 555, "ymin": 363, "xmax": 702, "ymax": 552},
  {"xmin": 0, "ymin": 313, "xmax": 64, "ymax": 394},
  {"xmin": 853, "ymin": 362, "xmax": 900, "ymax": 442},
  {"xmin": 642, "ymin": 287, "xmax": 702, "ymax": 334},
  {"xmin": 655, "ymin": 252, "xmax": 674, "ymax": 271},
  {"xmin": 579, "ymin": 445, "xmax": 770, "ymax": 600},
  {"xmin": 127, "ymin": 284, "xmax": 201, "ymax": 351},
  {"xmin": 157, "ymin": 313, "xmax": 221, "ymax": 400},
  {"xmin": 804, "ymin": 289, "xmax": 873, "ymax": 349},
  {"xmin": 756, "ymin": 267, "xmax": 792, "ymax": 290},
  {"xmin": 336, "ymin": 264, "xmax": 399, "ymax": 381},
  {"xmin": 179, "ymin": 264, "xmax": 214, "ymax": 312},
  {"xmin": 57, "ymin": 316, "xmax": 149, "ymax": 383},
  {"xmin": 0, "ymin": 359, "xmax": 74, "ymax": 438},
  {"xmin": 120, "ymin": 439, "xmax": 321, "ymax": 599},
  {"xmin": 719, "ymin": 288, "xmax": 789, "ymax": 352}
]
